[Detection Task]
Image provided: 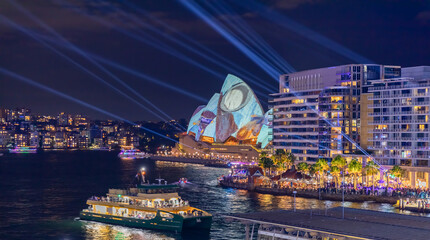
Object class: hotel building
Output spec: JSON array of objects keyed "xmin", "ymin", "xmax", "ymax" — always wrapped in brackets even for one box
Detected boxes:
[
  {"xmin": 366, "ymin": 66, "xmax": 430, "ymax": 187},
  {"xmin": 270, "ymin": 64, "xmax": 400, "ymax": 162}
]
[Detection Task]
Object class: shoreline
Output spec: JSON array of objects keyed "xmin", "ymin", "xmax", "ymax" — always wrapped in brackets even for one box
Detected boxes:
[{"xmin": 220, "ymin": 180, "xmax": 399, "ymax": 204}]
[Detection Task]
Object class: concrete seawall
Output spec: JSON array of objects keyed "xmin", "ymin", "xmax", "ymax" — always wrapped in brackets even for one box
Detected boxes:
[
  {"xmin": 220, "ymin": 181, "xmax": 398, "ymax": 204},
  {"xmin": 150, "ymin": 156, "xmax": 229, "ymax": 168}
]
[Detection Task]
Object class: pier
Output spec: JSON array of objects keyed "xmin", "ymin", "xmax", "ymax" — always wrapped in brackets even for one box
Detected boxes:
[
  {"xmin": 224, "ymin": 207, "xmax": 430, "ymax": 240},
  {"xmin": 150, "ymin": 156, "xmax": 229, "ymax": 168}
]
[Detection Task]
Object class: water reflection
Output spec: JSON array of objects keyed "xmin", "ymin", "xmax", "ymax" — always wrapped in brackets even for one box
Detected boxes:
[
  {"xmin": 2, "ymin": 152, "xmax": 430, "ymax": 240},
  {"xmin": 83, "ymin": 221, "xmax": 175, "ymax": 240}
]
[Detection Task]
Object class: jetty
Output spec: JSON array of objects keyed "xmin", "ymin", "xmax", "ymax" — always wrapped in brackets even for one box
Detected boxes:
[{"xmin": 150, "ymin": 156, "xmax": 229, "ymax": 168}]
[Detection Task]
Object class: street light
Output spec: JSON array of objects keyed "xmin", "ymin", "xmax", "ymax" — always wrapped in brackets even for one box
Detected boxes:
[
  {"xmin": 293, "ymin": 190, "xmax": 297, "ymax": 212},
  {"xmin": 342, "ymin": 168, "xmax": 345, "ymax": 219}
]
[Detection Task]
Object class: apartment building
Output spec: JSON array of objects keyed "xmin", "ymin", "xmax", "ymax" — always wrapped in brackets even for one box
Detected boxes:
[
  {"xmin": 366, "ymin": 66, "xmax": 430, "ymax": 187},
  {"xmin": 270, "ymin": 64, "xmax": 400, "ymax": 163}
]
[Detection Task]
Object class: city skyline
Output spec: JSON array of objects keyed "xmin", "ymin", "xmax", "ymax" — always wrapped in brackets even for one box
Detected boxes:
[{"xmin": 1, "ymin": 0, "xmax": 429, "ymax": 120}]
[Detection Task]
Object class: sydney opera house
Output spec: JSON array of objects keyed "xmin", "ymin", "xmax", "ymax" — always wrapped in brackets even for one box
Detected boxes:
[{"xmin": 175, "ymin": 74, "xmax": 271, "ymax": 160}]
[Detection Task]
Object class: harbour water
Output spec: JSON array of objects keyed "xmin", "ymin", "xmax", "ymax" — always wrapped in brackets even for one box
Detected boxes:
[{"xmin": 0, "ymin": 151, "xmax": 427, "ymax": 239}]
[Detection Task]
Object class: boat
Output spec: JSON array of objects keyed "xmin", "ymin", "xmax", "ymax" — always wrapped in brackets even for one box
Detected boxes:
[
  {"xmin": 395, "ymin": 194, "xmax": 430, "ymax": 213},
  {"xmin": 118, "ymin": 149, "xmax": 150, "ymax": 159},
  {"xmin": 176, "ymin": 178, "xmax": 191, "ymax": 188},
  {"xmin": 9, "ymin": 146, "xmax": 37, "ymax": 153},
  {"xmin": 79, "ymin": 169, "xmax": 212, "ymax": 232}
]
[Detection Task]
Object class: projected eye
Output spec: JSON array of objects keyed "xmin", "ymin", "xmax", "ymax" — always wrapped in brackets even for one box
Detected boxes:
[{"xmin": 220, "ymin": 83, "xmax": 251, "ymax": 112}]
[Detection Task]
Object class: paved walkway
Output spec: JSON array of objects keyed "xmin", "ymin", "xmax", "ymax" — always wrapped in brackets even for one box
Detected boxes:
[{"xmin": 225, "ymin": 207, "xmax": 430, "ymax": 240}]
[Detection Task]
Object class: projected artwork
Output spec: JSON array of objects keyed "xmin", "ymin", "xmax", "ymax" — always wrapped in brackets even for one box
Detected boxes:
[{"xmin": 187, "ymin": 74, "xmax": 270, "ymax": 148}]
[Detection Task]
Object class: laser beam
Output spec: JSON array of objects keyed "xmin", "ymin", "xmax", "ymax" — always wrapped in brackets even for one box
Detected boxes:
[
  {"xmin": 122, "ymin": 0, "xmax": 276, "ymax": 92},
  {"xmin": 116, "ymin": 0, "xmax": 276, "ymax": 93},
  {"xmin": 0, "ymin": 14, "xmax": 185, "ymax": 130},
  {"xmin": 57, "ymin": 0, "xmax": 226, "ymax": 80},
  {"xmin": 179, "ymin": 0, "xmax": 282, "ymax": 81},
  {"xmin": 7, "ymin": 0, "xmax": 186, "ymax": 130},
  {"xmin": 207, "ymin": 0, "xmax": 295, "ymax": 73},
  {"xmin": 234, "ymin": 0, "xmax": 374, "ymax": 64},
  {"xmin": 0, "ymin": 67, "xmax": 212, "ymax": 153}
]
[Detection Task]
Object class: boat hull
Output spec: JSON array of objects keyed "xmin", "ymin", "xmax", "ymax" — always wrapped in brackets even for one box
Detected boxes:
[
  {"xmin": 79, "ymin": 211, "xmax": 183, "ymax": 232},
  {"xmin": 183, "ymin": 216, "xmax": 212, "ymax": 230}
]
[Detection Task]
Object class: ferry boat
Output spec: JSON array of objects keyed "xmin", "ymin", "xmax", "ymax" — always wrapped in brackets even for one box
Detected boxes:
[
  {"xmin": 9, "ymin": 146, "xmax": 37, "ymax": 153},
  {"xmin": 118, "ymin": 149, "xmax": 150, "ymax": 159},
  {"xmin": 79, "ymin": 169, "xmax": 212, "ymax": 232}
]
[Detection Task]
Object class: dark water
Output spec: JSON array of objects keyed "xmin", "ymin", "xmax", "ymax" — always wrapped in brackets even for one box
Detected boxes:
[{"xmin": 0, "ymin": 151, "xmax": 427, "ymax": 239}]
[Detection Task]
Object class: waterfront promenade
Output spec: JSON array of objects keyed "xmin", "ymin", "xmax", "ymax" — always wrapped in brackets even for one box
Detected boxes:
[{"xmin": 220, "ymin": 180, "xmax": 398, "ymax": 204}]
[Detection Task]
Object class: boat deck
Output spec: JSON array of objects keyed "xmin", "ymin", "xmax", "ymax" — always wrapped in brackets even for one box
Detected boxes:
[{"xmin": 224, "ymin": 207, "xmax": 430, "ymax": 240}]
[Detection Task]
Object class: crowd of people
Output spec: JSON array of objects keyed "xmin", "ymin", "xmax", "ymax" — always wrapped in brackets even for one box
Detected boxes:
[{"xmin": 221, "ymin": 175, "xmax": 430, "ymax": 199}]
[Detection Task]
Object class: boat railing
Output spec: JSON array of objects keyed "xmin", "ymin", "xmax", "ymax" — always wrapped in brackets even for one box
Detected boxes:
[{"xmin": 83, "ymin": 205, "xmax": 157, "ymax": 220}]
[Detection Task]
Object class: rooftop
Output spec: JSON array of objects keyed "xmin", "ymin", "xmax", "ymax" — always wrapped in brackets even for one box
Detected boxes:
[{"xmin": 225, "ymin": 207, "xmax": 430, "ymax": 240}]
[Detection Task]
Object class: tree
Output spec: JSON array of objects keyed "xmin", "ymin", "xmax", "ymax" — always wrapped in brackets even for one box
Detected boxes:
[
  {"xmin": 331, "ymin": 155, "xmax": 347, "ymax": 188},
  {"xmin": 297, "ymin": 162, "xmax": 310, "ymax": 175},
  {"xmin": 365, "ymin": 161, "xmax": 379, "ymax": 190},
  {"xmin": 348, "ymin": 159, "xmax": 362, "ymax": 189},
  {"xmin": 259, "ymin": 152, "xmax": 274, "ymax": 176},
  {"xmin": 330, "ymin": 166, "xmax": 341, "ymax": 188},
  {"xmin": 315, "ymin": 159, "xmax": 329, "ymax": 187},
  {"xmin": 285, "ymin": 152, "xmax": 296, "ymax": 170},
  {"xmin": 272, "ymin": 149, "xmax": 287, "ymax": 174},
  {"xmin": 390, "ymin": 165, "xmax": 404, "ymax": 188}
]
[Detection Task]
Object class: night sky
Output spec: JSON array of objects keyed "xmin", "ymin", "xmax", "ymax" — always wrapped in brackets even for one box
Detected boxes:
[{"xmin": 1, "ymin": 0, "xmax": 429, "ymax": 121}]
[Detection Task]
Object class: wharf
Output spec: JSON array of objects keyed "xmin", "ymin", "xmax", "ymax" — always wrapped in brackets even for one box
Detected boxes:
[
  {"xmin": 225, "ymin": 207, "xmax": 430, "ymax": 240},
  {"xmin": 150, "ymin": 156, "xmax": 229, "ymax": 168}
]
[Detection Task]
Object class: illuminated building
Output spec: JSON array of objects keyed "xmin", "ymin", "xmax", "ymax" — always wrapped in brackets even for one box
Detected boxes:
[
  {"xmin": 29, "ymin": 131, "xmax": 39, "ymax": 148},
  {"xmin": 54, "ymin": 132, "xmax": 66, "ymax": 149},
  {"xmin": 93, "ymin": 137, "xmax": 104, "ymax": 148},
  {"xmin": 271, "ymin": 64, "xmax": 400, "ymax": 163},
  {"xmin": 366, "ymin": 66, "xmax": 430, "ymax": 187},
  {"xmin": 73, "ymin": 115, "xmax": 89, "ymax": 128},
  {"xmin": 14, "ymin": 132, "xmax": 30, "ymax": 147},
  {"xmin": 0, "ymin": 129, "xmax": 11, "ymax": 148},
  {"xmin": 42, "ymin": 132, "xmax": 54, "ymax": 149},
  {"xmin": 78, "ymin": 135, "xmax": 89, "ymax": 149},
  {"xmin": 0, "ymin": 108, "xmax": 6, "ymax": 123},
  {"xmin": 177, "ymin": 74, "xmax": 271, "ymax": 160},
  {"xmin": 67, "ymin": 134, "xmax": 79, "ymax": 148},
  {"xmin": 58, "ymin": 112, "xmax": 68, "ymax": 126}
]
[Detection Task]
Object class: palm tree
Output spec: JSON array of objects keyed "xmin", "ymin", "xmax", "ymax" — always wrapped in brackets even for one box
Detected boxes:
[
  {"xmin": 315, "ymin": 159, "xmax": 329, "ymax": 187},
  {"xmin": 331, "ymin": 155, "xmax": 347, "ymax": 188},
  {"xmin": 285, "ymin": 152, "xmax": 296, "ymax": 170},
  {"xmin": 365, "ymin": 161, "xmax": 379, "ymax": 191},
  {"xmin": 330, "ymin": 166, "xmax": 341, "ymax": 188},
  {"xmin": 390, "ymin": 165, "xmax": 404, "ymax": 188},
  {"xmin": 272, "ymin": 149, "xmax": 287, "ymax": 174},
  {"xmin": 259, "ymin": 152, "xmax": 274, "ymax": 176},
  {"xmin": 348, "ymin": 159, "xmax": 362, "ymax": 189},
  {"xmin": 297, "ymin": 162, "xmax": 310, "ymax": 175}
]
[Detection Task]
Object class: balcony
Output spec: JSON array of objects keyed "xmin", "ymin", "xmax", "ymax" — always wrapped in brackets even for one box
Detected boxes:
[
  {"xmin": 369, "ymin": 128, "xmax": 430, "ymax": 133},
  {"xmin": 370, "ymin": 101, "xmax": 430, "ymax": 108},
  {"xmin": 369, "ymin": 119, "xmax": 428, "ymax": 124},
  {"xmin": 369, "ymin": 110, "xmax": 428, "ymax": 116}
]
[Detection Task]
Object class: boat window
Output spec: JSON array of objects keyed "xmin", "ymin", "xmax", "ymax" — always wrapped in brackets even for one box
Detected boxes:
[
  {"xmin": 94, "ymin": 205, "xmax": 107, "ymax": 214},
  {"xmin": 160, "ymin": 212, "xmax": 174, "ymax": 219}
]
